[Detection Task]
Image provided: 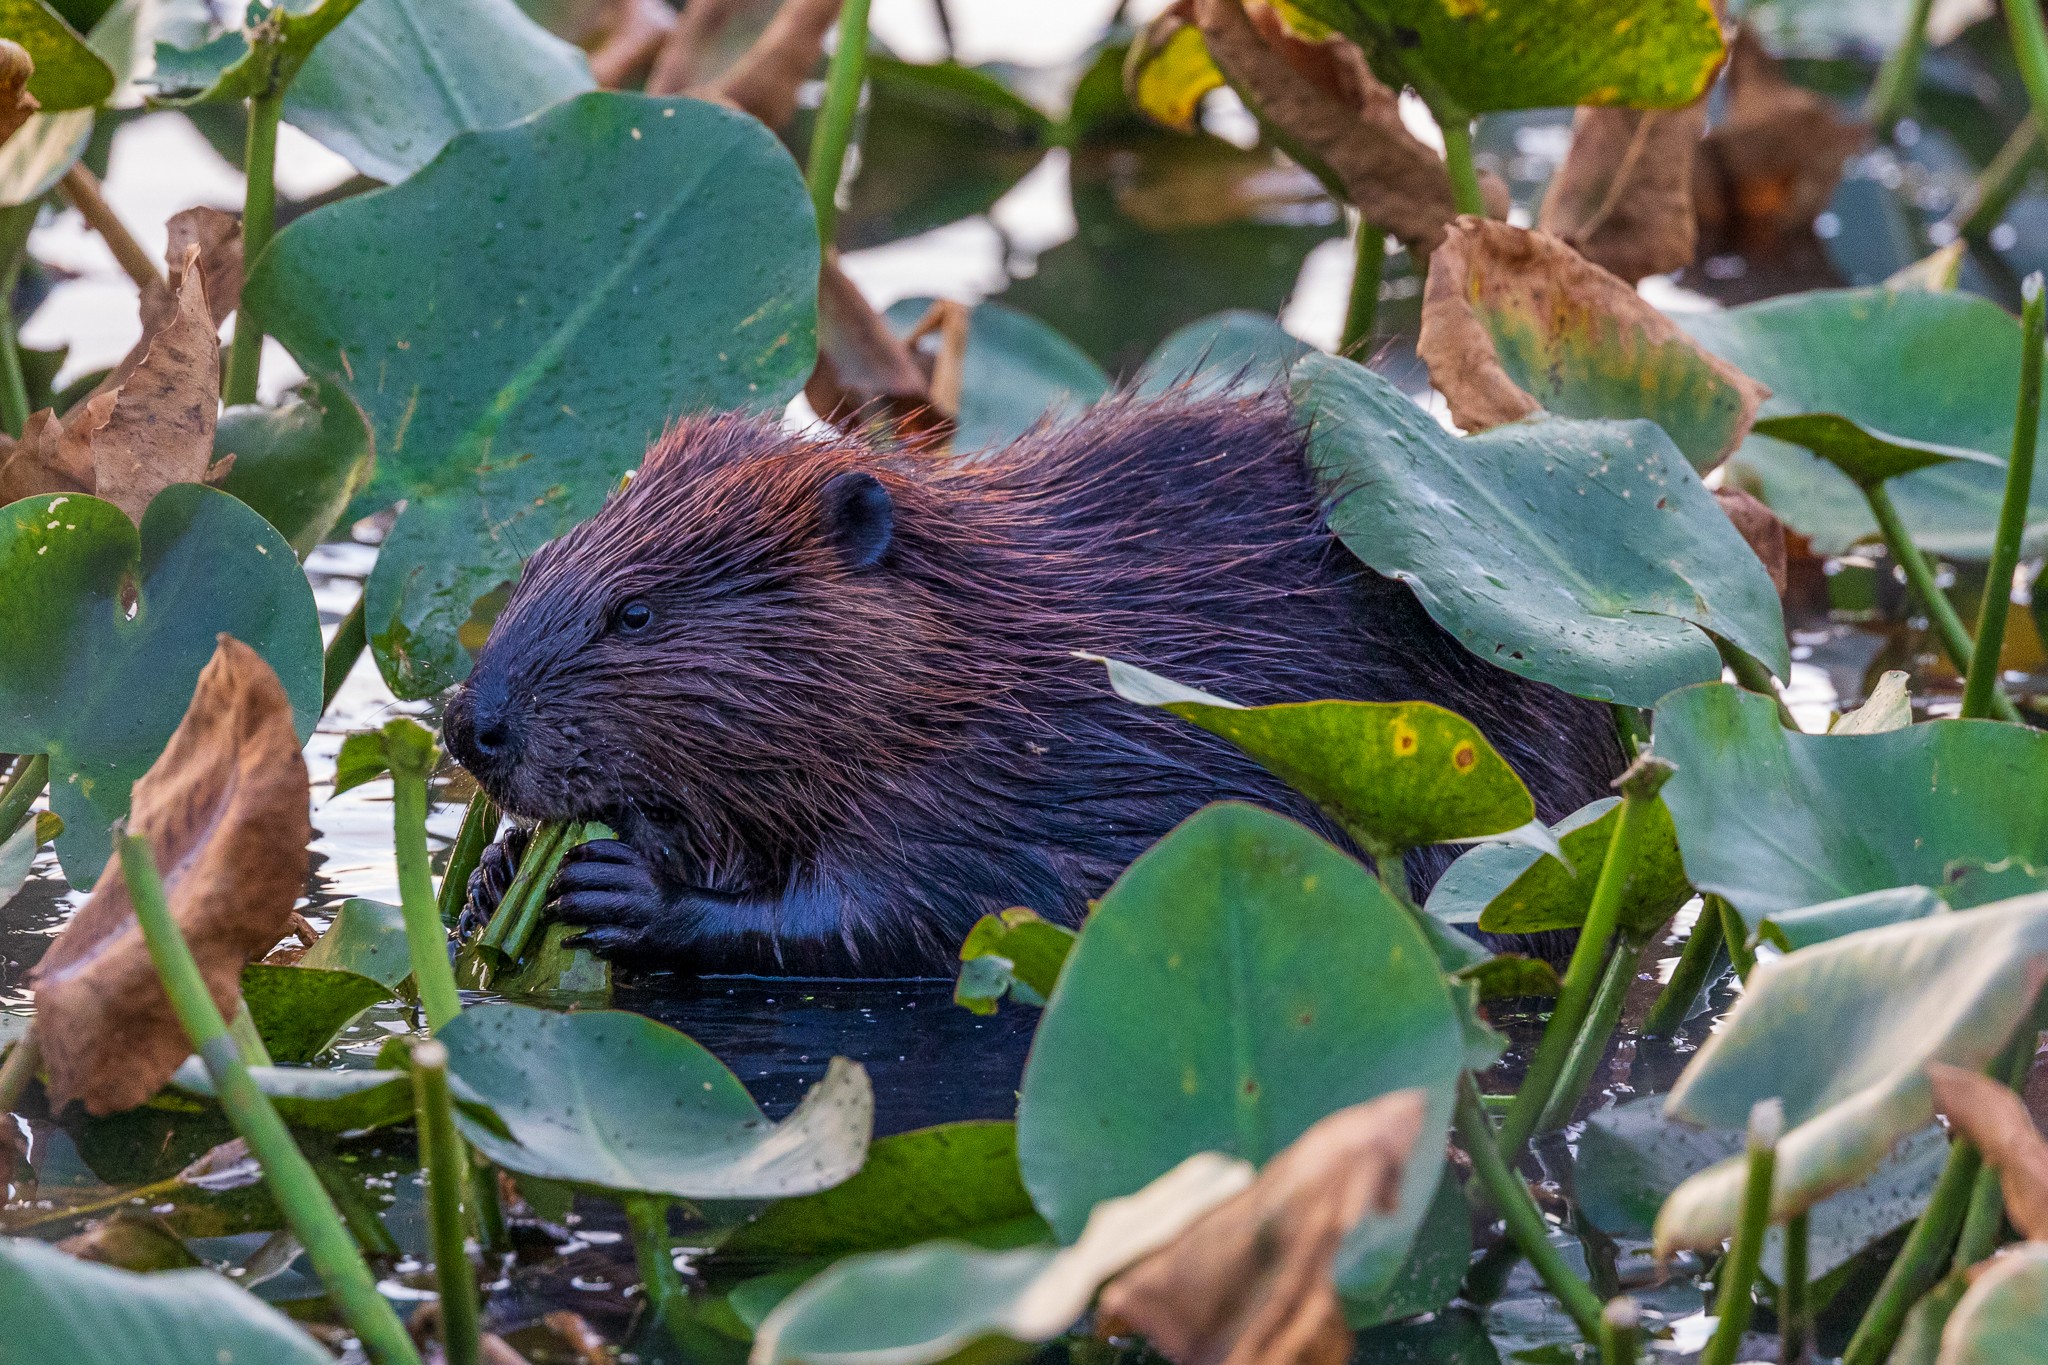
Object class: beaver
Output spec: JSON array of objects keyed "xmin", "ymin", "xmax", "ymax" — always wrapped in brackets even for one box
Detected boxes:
[{"xmin": 444, "ymin": 389, "xmax": 1624, "ymax": 976}]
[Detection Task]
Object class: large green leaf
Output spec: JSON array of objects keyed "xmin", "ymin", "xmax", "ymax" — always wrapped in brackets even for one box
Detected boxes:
[
  {"xmin": 883, "ymin": 297, "xmax": 1108, "ymax": 453},
  {"xmin": 214, "ymin": 381, "xmax": 370, "ymax": 559},
  {"xmin": 1942, "ymin": 1243, "xmax": 2048, "ymax": 1364},
  {"xmin": 1293, "ymin": 0, "xmax": 1724, "ymax": 113},
  {"xmin": 166, "ymin": 1058, "xmax": 415, "ymax": 1132},
  {"xmin": 437, "ymin": 1003, "xmax": 871, "ymax": 1199},
  {"xmin": 1015, "ymin": 802, "xmax": 1466, "ymax": 1303},
  {"xmin": 3, "ymin": 0, "xmax": 113, "ymax": 109},
  {"xmin": 1654, "ymin": 893, "xmax": 2048, "ymax": 1251},
  {"xmin": 247, "ymin": 92, "xmax": 820, "ymax": 697},
  {"xmin": 1425, "ymin": 795, "xmax": 1690, "ymax": 937},
  {"xmin": 239, "ymin": 962, "xmax": 392, "ymax": 1064},
  {"xmin": 297, "ymin": 897, "xmax": 410, "ymax": 987},
  {"xmin": 1685, "ymin": 288, "xmax": 2048, "ymax": 558},
  {"xmin": 1754, "ymin": 885, "xmax": 1948, "ymax": 953},
  {"xmin": 286, "ymin": 0, "xmax": 593, "ymax": 183},
  {"xmin": 1654, "ymin": 683, "xmax": 2048, "ymax": 926},
  {"xmin": 0, "ymin": 486, "xmax": 322, "ymax": 884},
  {"xmin": 149, "ymin": 0, "xmax": 364, "ymax": 105},
  {"xmin": 0, "ymin": 0, "xmax": 133, "ymax": 206},
  {"xmin": 1295, "ymin": 352, "xmax": 1789, "ymax": 708},
  {"xmin": 1132, "ymin": 310, "xmax": 1313, "ymax": 397},
  {"xmin": 0, "ymin": 1237, "xmax": 332, "ymax": 1363}
]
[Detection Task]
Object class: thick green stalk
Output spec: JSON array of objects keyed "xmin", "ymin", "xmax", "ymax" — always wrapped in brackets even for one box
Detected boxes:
[
  {"xmin": 1438, "ymin": 113, "xmax": 1487, "ymax": 217},
  {"xmin": 1642, "ymin": 904, "xmax": 1725, "ymax": 1037},
  {"xmin": 0, "ymin": 1027, "xmax": 40, "ymax": 1115},
  {"xmin": 1454, "ymin": 1074, "xmax": 1604, "ymax": 1340},
  {"xmin": 2005, "ymin": 0, "xmax": 2048, "ymax": 153},
  {"xmin": 392, "ymin": 766, "xmax": 464, "ymax": 1032},
  {"xmin": 1701, "ymin": 1101, "xmax": 1782, "ymax": 1365},
  {"xmin": 1781, "ymin": 1211, "xmax": 1810, "ymax": 1365},
  {"xmin": 438, "ymin": 790, "xmax": 500, "ymax": 929},
  {"xmin": 117, "ymin": 832, "xmax": 422, "ymax": 1365},
  {"xmin": 0, "ymin": 200, "xmax": 36, "ymax": 438},
  {"xmin": 803, "ymin": 0, "xmax": 874, "ymax": 245},
  {"xmin": 1610, "ymin": 704, "xmax": 1650, "ymax": 759},
  {"xmin": 473, "ymin": 820, "xmax": 576, "ymax": 971},
  {"xmin": 625, "ymin": 1195, "xmax": 687, "ymax": 1325},
  {"xmin": 1535, "ymin": 938, "xmax": 1637, "ymax": 1133},
  {"xmin": 411, "ymin": 1041, "xmax": 481, "ymax": 1365},
  {"xmin": 1864, "ymin": 482, "xmax": 2023, "ymax": 722},
  {"xmin": 0, "ymin": 753, "xmax": 49, "ymax": 840},
  {"xmin": 1951, "ymin": 1164, "xmax": 2008, "ymax": 1274},
  {"xmin": 1840, "ymin": 1138, "xmax": 1982, "ymax": 1365},
  {"xmin": 1599, "ymin": 1297, "xmax": 1641, "ymax": 1365},
  {"xmin": 1717, "ymin": 896, "xmax": 1756, "ymax": 981},
  {"xmin": 1957, "ymin": 117, "xmax": 2040, "ymax": 241},
  {"xmin": 1715, "ymin": 638, "xmax": 1800, "ymax": 729},
  {"xmin": 1340, "ymin": 220, "xmax": 1384, "ymax": 354},
  {"xmin": 1962, "ymin": 272, "xmax": 2045, "ymax": 720},
  {"xmin": 223, "ymin": 87, "xmax": 285, "ymax": 406},
  {"xmin": 322, "ymin": 593, "xmax": 367, "ymax": 714},
  {"xmin": 1862, "ymin": 0, "xmax": 1939, "ymax": 128}
]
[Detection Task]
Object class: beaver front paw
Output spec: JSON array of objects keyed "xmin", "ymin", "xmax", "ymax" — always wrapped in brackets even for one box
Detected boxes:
[
  {"xmin": 459, "ymin": 825, "xmax": 531, "ymax": 939},
  {"xmin": 551, "ymin": 839, "xmax": 698, "ymax": 961}
]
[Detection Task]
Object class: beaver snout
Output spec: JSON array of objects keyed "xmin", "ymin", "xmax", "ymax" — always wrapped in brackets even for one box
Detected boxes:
[{"xmin": 443, "ymin": 682, "xmax": 524, "ymax": 791}]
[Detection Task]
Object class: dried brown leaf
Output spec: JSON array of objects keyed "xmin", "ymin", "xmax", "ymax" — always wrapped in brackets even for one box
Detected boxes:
[
  {"xmin": 56, "ymin": 1212, "xmax": 202, "ymax": 1272},
  {"xmin": 542, "ymin": 1312, "xmax": 615, "ymax": 1365},
  {"xmin": 698, "ymin": 0, "xmax": 838, "ymax": 129},
  {"xmin": 1714, "ymin": 487, "xmax": 1789, "ymax": 595},
  {"xmin": 645, "ymin": 0, "xmax": 782, "ymax": 100},
  {"xmin": 0, "ymin": 39, "xmax": 38, "ymax": 147},
  {"xmin": 1931, "ymin": 1062, "xmax": 2048, "ymax": 1243},
  {"xmin": 1096, "ymin": 1089, "xmax": 1429, "ymax": 1365},
  {"xmin": 0, "ymin": 408, "xmax": 93, "ymax": 505},
  {"xmin": 29, "ymin": 637, "xmax": 311, "ymax": 1115},
  {"xmin": 86, "ymin": 247, "xmax": 222, "ymax": 523},
  {"xmin": 804, "ymin": 252, "xmax": 949, "ymax": 441},
  {"xmin": 588, "ymin": 0, "xmax": 676, "ymax": 88},
  {"xmin": 1540, "ymin": 104, "xmax": 1708, "ymax": 284}
]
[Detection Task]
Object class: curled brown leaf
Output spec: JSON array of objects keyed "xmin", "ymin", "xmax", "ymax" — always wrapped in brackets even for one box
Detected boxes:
[
  {"xmin": 1540, "ymin": 104, "xmax": 1708, "ymax": 284},
  {"xmin": 698, "ymin": 0, "xmax": 839, "ymax": 129},
  {"xmin": 1713, "ymin": 487, "xmax": 1789, "ymax": 595},
  {"xmin": 588, "ymin": 0, "xmax": 677, "ymax": 89},
  {"xmin": 0, "ymin": 39, "xmax": 40, "ymax": 148},
  {"xmin": 644, "ymin": 0, "xmax": 786, "ymax": 100},
  {"xmin": 28, "ymin": 637, "xmax": 311, "ymax": 1115},
  {"xmin": 1930, "ymin": 1062, "xmax": 2048, "ymax": 1243},
  {"xmin": 804, "ymin": 254, "xmax": 950, "ymax": 442},
  {"xmin": 1096, "ymin": 1089, "xmax": 1429, "ymax": 1365}
]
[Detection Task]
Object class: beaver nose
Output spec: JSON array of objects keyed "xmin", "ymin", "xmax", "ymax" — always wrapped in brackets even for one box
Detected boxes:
[{"xmin": 444, "ymin": 686, "xmax": 520, "ymax": 776}]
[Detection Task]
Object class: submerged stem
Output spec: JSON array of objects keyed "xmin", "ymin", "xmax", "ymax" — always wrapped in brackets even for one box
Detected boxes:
[
  {"xmin": 1340, "ymin": 219, "xmax": 1384, "ymax": 354},
  {"xmin": 223, "ymin": 87, "xmax": 285, "ymax": 407},
  {"xmin": 1642, "ymin": 904, "xmax": 1725, "ymax": 1037},
  {"xmin": 412, "ymin": 1041, "xmax": 481, "ymax": 1365},
  {"xmin": 1962, "ymin": 272, "xmax": 2045, "ymax": 720},
  {"xmin": 803, "ymin": 0, "xmax": 874, "ymax": 246},
  {"xmin": 1863, "ymin": 482, "xmax": 2022, "ymax": 722}
]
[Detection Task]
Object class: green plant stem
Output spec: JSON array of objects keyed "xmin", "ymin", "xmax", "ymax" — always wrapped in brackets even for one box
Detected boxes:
[
  {"xmin": 1952, "ymin": 1162, "xmax": 2007, "ymax": 1274},
  {"xmin": 1610, "ymin": 704, "xmax": 1650, "ymax": 759},
  {"xmin": 1497, "ymin": 789, "xmax": 1656, "ymax": 1157},
  {"xmin": 1957, "ymin": 117, "xmax": 2041, "ymax": 240},
  {"xmin": 473, "ymin": 820, "xmax": 576, "ymax": 972},
  {"xmin": 1340, "ymin": 219, "xmax": 1384, "ymax": 354},
  {"xmin": 1715, "ymin": 637, "xmax": 1800, "ymax": 729},
  {"xmin": 1840, "ymin": 1138, "xmax": 1982, "ymax": 1365},
  {"xmin": 0, "ymin": 201, "xmax": 36, "ymax": 439},
  {"xmin": 1716, "ymin": 896, "xmax": 1756, "ymax": 981},
  {"xmin": 1862, "ymin": 0, "xmax": 1939, "ymax": 127},
  {"xmin": 1374, "ymin": 846, "xmax": 1419, "ymax": 914},
  {"xmin": 229, "ymin": 999, "xmax": 274, "ymax": 1066},
  {"xmin": 438, "ymin": 790, "xmax": 500, "ymax": 929},
  {"xmin": 1963, "ymin": 273, "xmax": 2045, "ymax": 719},
  {"xmin": 223, "ymin": 87, "xmax": 285, "ymax": 406},
  {"xmin": 625, "ymin": 1195, "xmax": 687, "ymax": 1325},
  {"xmin": 1863, "ymin": 482, "xmax": 2023, "ymax": 723},
  {"xmin": 1643, "ymin": 904, "xmax": 1725, "ymax": 1036},
  {"xmin": 1701, "ymin": 1102, "xmax": 1781, "ymax": 1365},
  {"xmin": 1600, "ymin": 1298, "xmax": 1642, "ymax": 1365},
  {"xmin": 470, "ymin": 1152, "xmax": 508, "ymax": 1253},
  {"xmin": 1454, "ymin": 1074, "xmax": 1604, "ymax": 1340},
  {"xmin": 2006, "ymin": 0, "xmax": 2048, "ymax": 160},
  {"xmin": 411, "ymin": 1041, "xmax": 481, "ymax": 1365},
  {"xmin": 1438, "ymin": 112, "xmax": 1487, "ymax": 217},
  {"xmin": 803, "ymin": 0, "xmax": 873, "ymax": 245},
  {"xmin": 1782, "ymin": 1211, "xmax": 1810, "ymax": 1365},
  {"xmin": 392, "ymin": 766, "xmax": 464, "ymax": 1033},
  {"xmin": 1535, "ymin": 938, "xmax": 1637, "ymax": 1133},
  {"xmin": 322, "ymin": 593, "xmax": 367, "ymax": 714},
  {"xmin": 0, "ymin": 753, "xmax": 49, "ymax": 841},
  {"xmin": 117, "ymin": 831, "xmax": 422, "ymax": 1365},
  {"xmin": 0, "ymin": 1027, "xmax": 40, "ymax": 1115}
]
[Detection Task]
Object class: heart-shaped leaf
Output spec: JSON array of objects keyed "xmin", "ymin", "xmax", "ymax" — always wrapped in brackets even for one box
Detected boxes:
[
  {"xmin": 1295, "ymin": 352, "xmax": 1789, "ymax": 708},
  {"xmin": 297, "ymin": 898, "xmax": 410, "ymax": 988},
  {"xmin": 1654, "ymin": 683, "xmax": 2048, "ymax": 927},
  {"xmin": 214, "ymin": 382, "xmax": 370, "ymax": 559},
  {"xmin": 4, "ymin": 0, "xmax": 112, "ymax": 110},
  {"xmin": 285, "ymin": 0, "xmax": 593, "ymax": 183},
  {"xmin": 239, "ymin": 963, "xmax": 391, "ymax": 1064},
  {"xmin": 884, "ymin": 298, "xmax": 1109, "ymax": 453},
  {"xmin": 1941, "ymin": 1242, "xmax": 2048, "ymax": 1364},
  {"xmin": 246, "ymin": 92, "xmax": 820, "ymax": 697},
  {"xmin": 0, "ymin": 486, "xmax": 321, "ymax": 883},
  {"xmin": 1016, "ymin": 802, "xmax": 1467, "ymax": 1303},
  {"xmin": 1425, "ymin": 795, "xmax": 1690, "ymax": 937},
  {"xmin": 1133, "ymin": 309, "xmax": 1313, "ymax": 397},
  {"xmin": 438, "ymin": 1003, "xmax": 871, "ymax": 1199},
  {"xmin": 0, "ymin": 1236, "xmax": 332, "ymax": 1364}
]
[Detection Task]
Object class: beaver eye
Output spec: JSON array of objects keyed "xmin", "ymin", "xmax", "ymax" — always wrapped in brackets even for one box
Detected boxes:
[{"xmin": 613, "ymin": 599, "xmax": 654, "ymax": 635}]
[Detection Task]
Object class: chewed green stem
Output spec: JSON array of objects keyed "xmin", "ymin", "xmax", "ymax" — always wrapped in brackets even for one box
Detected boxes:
[
  {"xmin": 1862, "ymin": 0, "xmax": 1938, "ymax": 127},
  {"xmin": 1454, "ymin": 1074, "xmax": 1604, "ymax": 1340},
  {"xmin": 0, "ymin": 753, "xmax": 49, "ymax": 842},
  {"xmin": 392, "ymin": 764, "xmax": 464, "ymax": 1032},
  {"xmin": 1341, "ymin": 220, "xmax": 1385, "ymax": 354},
  {"xmin": 321, "ymin": 593, "xmax": 367, "ymax": 715},
  {"xmin": 438, "ymin": 789, "xmax": 500, "ymax": 929},
  {"xmin": 1863, "ymin": 482, "xmax": 2022, "ymax": 723},
  {"xmin": 1437, "ymin": 113, "xmax": 1487, "ymax": 217},
  {"xmin": 118, "ymin": 832, "xmax": 422, "ymax": 1365},
  {"xmin": 1535, "ymin": 938, "xmax": 1636, "ymax": 1133},
  {"xmin": 223, "ymin": 86, "xmax": 284, "ymax": 406},
  {"xmin": 473, "ymin": 821, "xmax": 576, "ymax": 973},
  {"xmin": 1599, "ymin": 1297, "xmax": 1642, "ymax": 1365},
  {"xmin": 804, "ymin": 0, "xmax": 874, "ymax": 245},
  {"xmin": 412, "ymin": 1041, "xmax": 481, "ymax": 1365},
  {"xmin": 1642, "ymin": 902, "xmax": 1725, "ymax": 1037},
  {"xmin": 1963, "ymin": 273, "xmax": 2045, "ymax": 720},
  {"xmin": 1701, "ymin": 1101, "xmax": 1782, "ymax": 1365}
]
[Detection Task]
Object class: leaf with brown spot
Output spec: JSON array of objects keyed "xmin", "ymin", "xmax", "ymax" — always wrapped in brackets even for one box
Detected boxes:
[
  {"xmin": 1714, "ymin": 486, "xmax": 1789, "ymax": 595},
  {"xmin": 1539, "ymin": 102, "xmax": 1708, "ymax": 284},
  {"xmin": 0, "ymin": 38, "xmax": 39, "ymax": 147},
  {"xmin": 1096, "ymin": 1090, "xmax": 1429, "ymax": 1365},
  {"xmin": 1418, "ymin": 217, "xmax": 1768, "ymax": 473},
  {"xmin": 1930, "ymin": 1062, "xmax": 2048, "ymax": 1243},
  {"xmin": 28, "ymin": 636, "xmax": 311, "ymax": 1115}
]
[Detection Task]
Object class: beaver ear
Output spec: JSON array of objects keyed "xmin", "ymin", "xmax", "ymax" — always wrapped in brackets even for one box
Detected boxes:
[{"xmin": 820, "ymin": 471, "xmax": 894, "ymax": 570}]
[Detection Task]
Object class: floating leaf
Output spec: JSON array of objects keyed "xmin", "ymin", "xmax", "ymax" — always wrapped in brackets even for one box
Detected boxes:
[
  {"xmin": 239, "ymin": 962, "xmax": 392, "ymax": 1064},
  {"xmin": 439, "ymin": 1003, "xmax": 871, "ymax": 1199},
  {"xmin": 1296, "ymin": 353, "xmax": 1789, "ymax": 707},
  {"xmin": 1929, "ymin": 1063, "xmax": 2048, "ymax": 1242},
  {"xmin": 214, "ymin": 382, "xmax": 370, "ymax": 559},
  {"xmin": 1654, "ymin": 893, "xmax": 2048, "ymax": 1253},
  {"xmin": 884, "ymin": 298, "xmax": 1109, "ymax": 452},
  {"xmin": 1016, "ymin": 803, "xmax": 1467, "ymax": 1303},
  {"xmin": 2, "ymin": 0, "xmax": 112, "ymax": 110},
  {"xmin": 1424, "ymin": 795, "xmax": 1689, "ymax": 938},
  {"xmin": 297, "ymin": 898, "xmax": 410, "ymax": 989},
  {"xmin": 167, "ymin": 1058, "xmax": 415, "ymax": 1132},
  {"xmin": 954, "ymin": 908, "xmax": 1074, "ymax": 1016},
  {"xmin": 1418, "ymin": 218, "xmax": 1767, "ymax": 473},
  {"xmin": 247, "ymin": 93, "xmax": 820, "ymax": 697},
  {"xmin": 0, "ymin": 1236, "xmax": 331, "ymax": 1364},
  {"xmin": 1654, "ymin": 683, "xmax": 2048, "ymax": 927},
  {"xmin": 1089, "ymin": 654, "xmax": 1544, "ymax": 859},
  {"xmin": 1133, "ymin": 310, "xmax": 1313, "ymax": 396},
  {"xmin": 26, "ymin": 638, "xmax": 310, "ymax": 1114},
  {"xmin": 1940, "ymin": 1244, "xmax": 2048, "ymax": 1365}
]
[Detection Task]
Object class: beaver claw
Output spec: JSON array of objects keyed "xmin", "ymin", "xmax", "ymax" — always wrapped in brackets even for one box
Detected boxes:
[
  {"xmin": 459, "ymin": 826, "xmax": 531, "ymax": 939},
  {"xmin": 552, "ymin": 839, "xmax": 683, "ymax": 959}
]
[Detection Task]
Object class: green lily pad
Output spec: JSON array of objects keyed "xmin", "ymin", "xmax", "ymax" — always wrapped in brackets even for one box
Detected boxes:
[
  {"xmin": 954, "ymin": 907, "xmax": 1074, "ymax": 1015},
  {"xmin": 213, "ymin": 383, "xmax": 370, "ymax": 560},
  {"xmin": 148, "ymin": 0, "xmax": 365, "ymax": 104},
  {"xmin": 239, "ymin": 963, "xmax": 392, "ymax": 1064},
  {"xmin": 496, "ymin": 921, "xmax": 611, "ymax": 1002},
  {"xmin": 1654, "ymin": 892, "xmax": 2048, "ymax": 1252},
  {"xmin": 246, "ymin": 92, "xmax": 820, "ymax": 697},
  {"xmin": 717, "ymin": 1122, "xmax": 1042, "ymax": 1264},
  {"xmin": 1748, "ymin": 414, "xmax": 2006, "ymax": 487},
  {"xmin": 1942, "ymin": 1242, "xmax": 2048, "ymax": 1364},
  {"xmin": 884, "ymin": 298, "xmax": 1108, "ymax": 453},
  {"xmin": 298, "ymin": 898, "xmax": 411, "ymax": 988},
  {"xmin": 437, "ymin": 1003, "xmax": 872, "ymax": 1199},
  {"xmin": 1685, "ymin": 287, "xmax": 2048, "ymax": 558},
  {"xmin": 166, "ymin": 1058, "xmax": 416, "ymax": 1132},
  {"xmin": 1345, "ymin": 1172, "xmax": 1470, "ymax": 1328},
  {"xmin": 1423, "ymin": 795, "xmax": 1690, "ymax": 938},
  {"xmin": 1653, "ymin": 683, "xmax": 2048, "ymax": 927},
  {"xmin": 1015, "ymin": 802, "xmax": 1467, "ymax": 1302},
  {"xmin": 4, "ymin": 0, "xmax": 114, "ymax": 110},
  {"xmin": 0, "ymin": 811, "xmax": 59, "ymax": 911},
  {"xmin": 1089, "ymin": 654, "xmax": 1546, "ymax": 860},
  {"xmin": 1754, "ymin": 886, "xmax": 1948, "ymax": 953},
  {"xmin": 286, "ymin": 0, "xmax": 593, "ymax": 183},
  {"xmin": 1295, "ymin": 352, "xmax": 1789, "ymax": 708},
  {"xmin": 1294, "ymin": 0, "xmax": 1723, "ymax": 113},
  {"xmin": 1132, "ymin": 310, "xmax": 1313, "ymax": 397},
  {"xmin": 0, "ymin": 1236, "xmax": 332, "ymax": 1363},
  {"xmin": 0, "ymin": 486, "xmax": 322, "ymax": 885}
]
